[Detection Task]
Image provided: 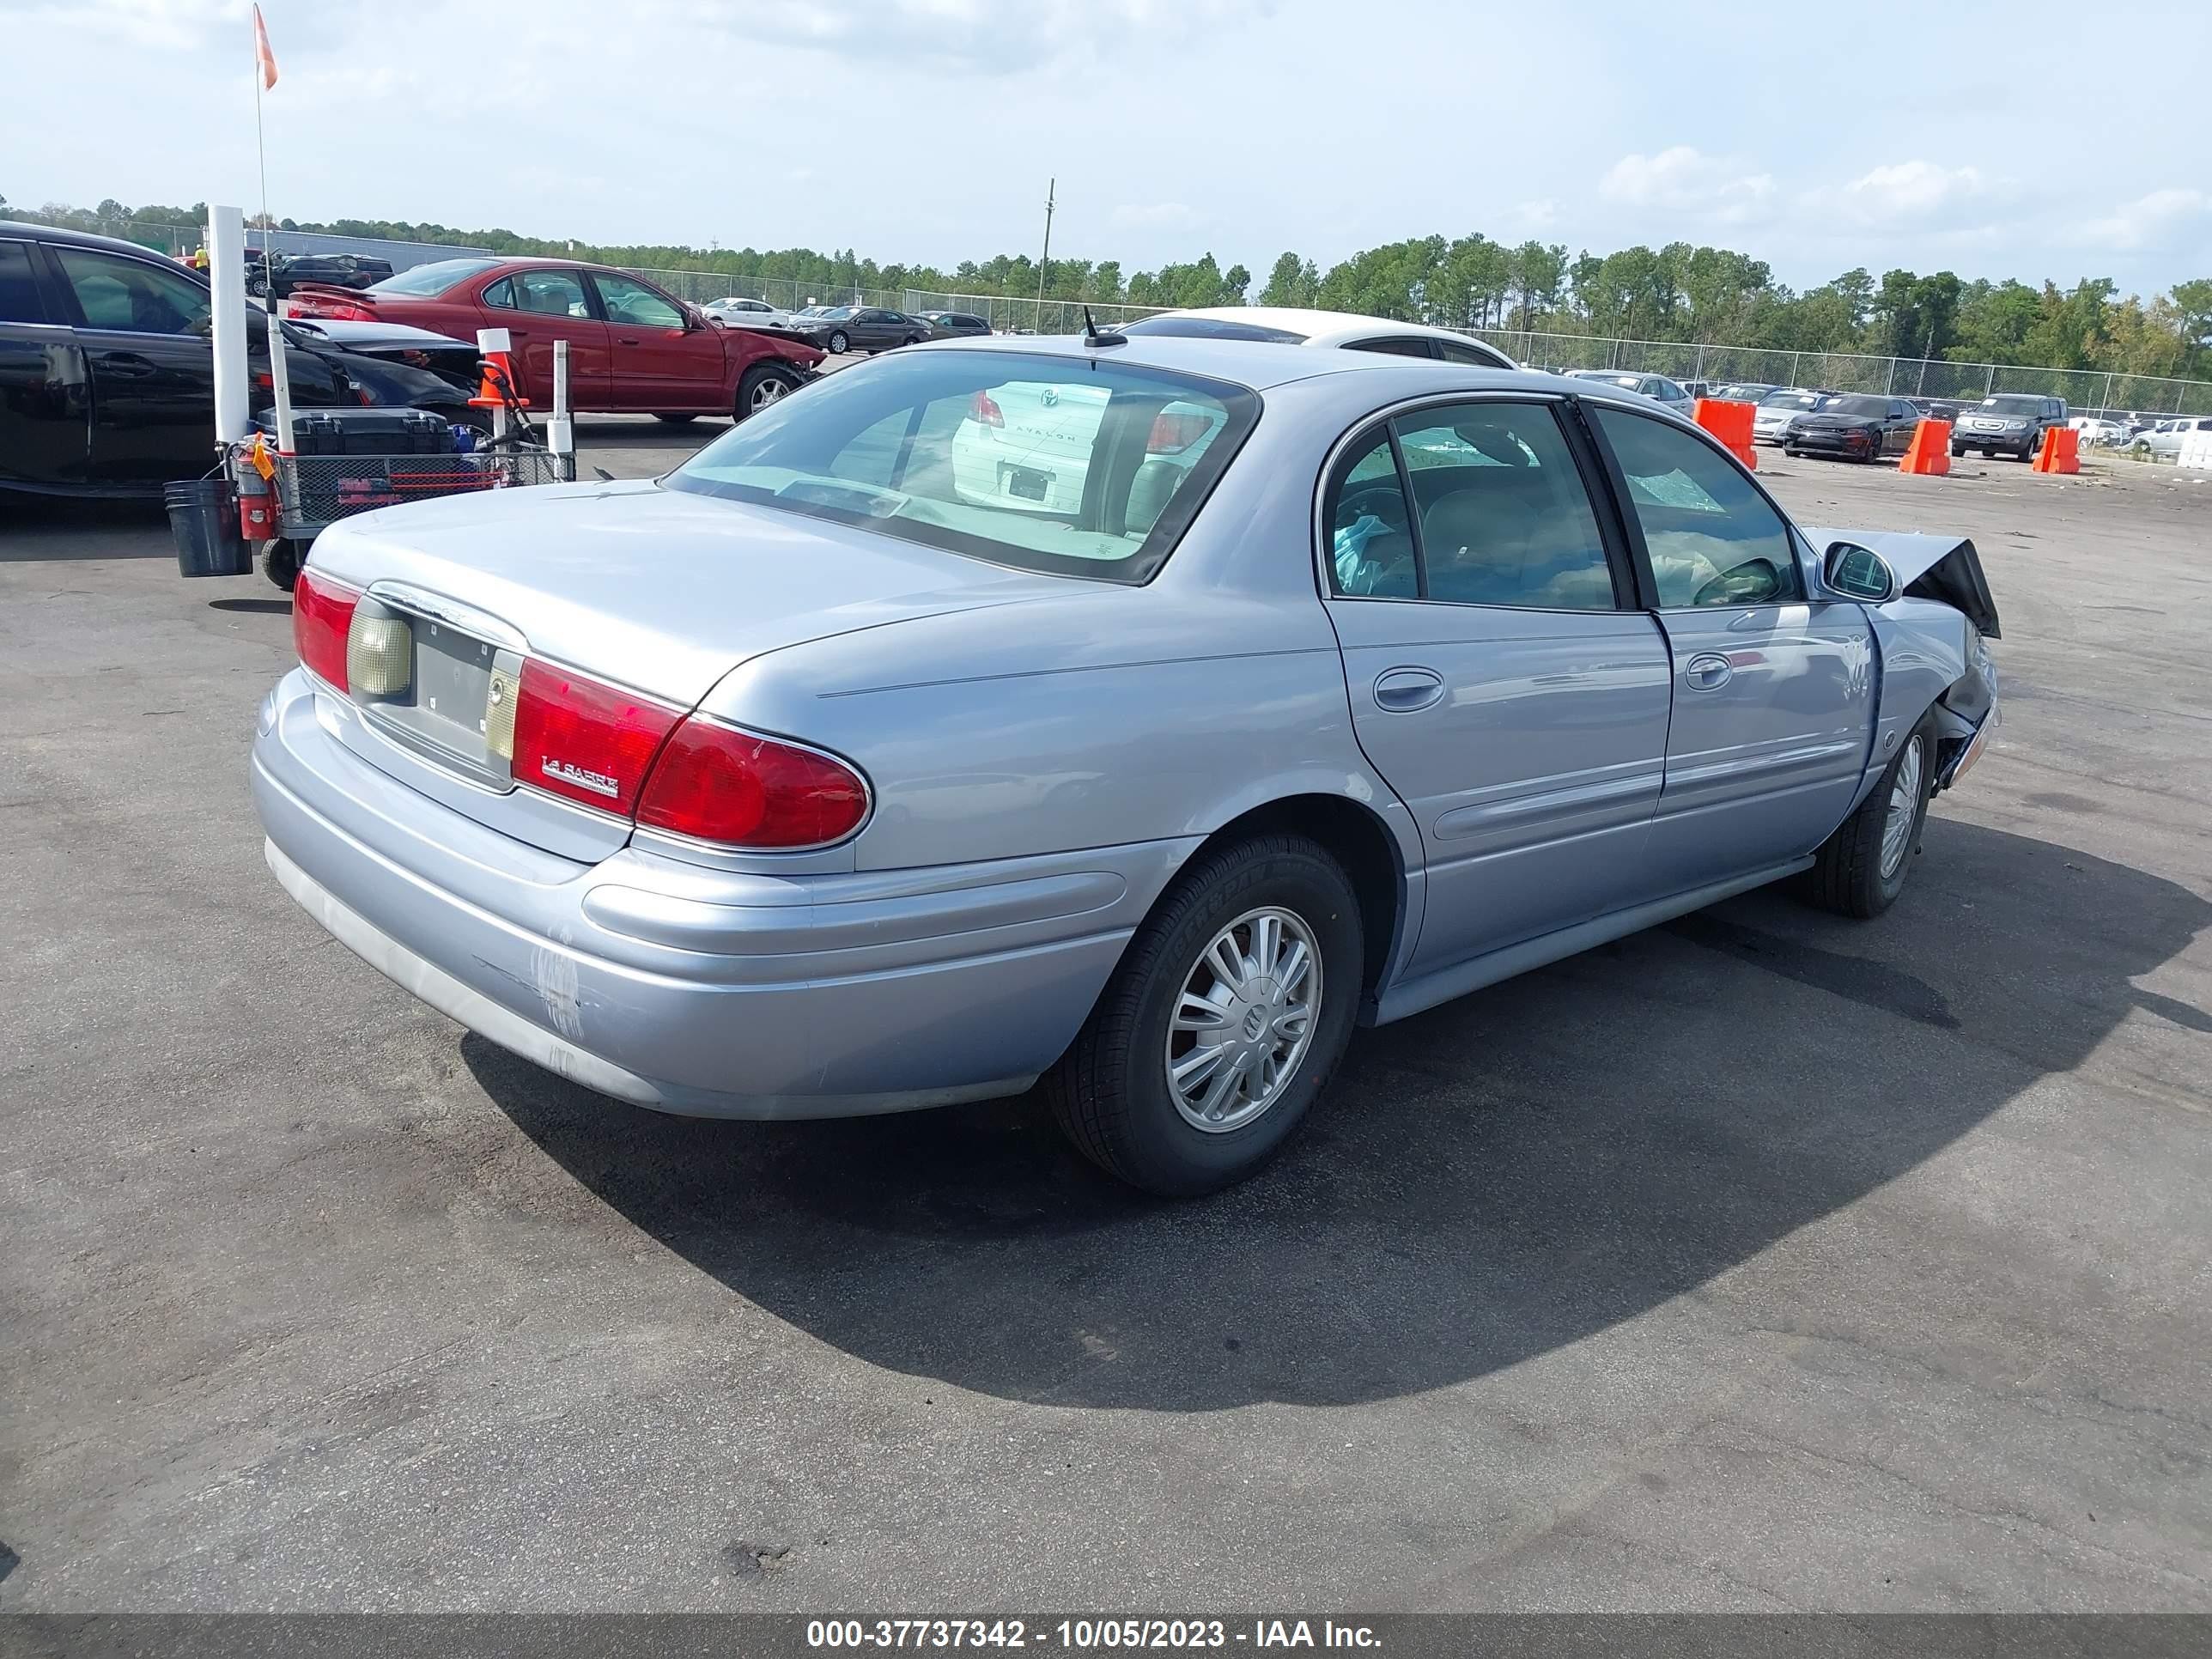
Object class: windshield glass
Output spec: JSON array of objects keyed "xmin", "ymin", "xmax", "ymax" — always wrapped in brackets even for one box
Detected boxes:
[
  {"xmin": 1762, "ymin": 390, "xmax": 1820, "ymax": 410},
  {"xmin": 367, "ymin": 258, "xmax": 501, "ymax": 297},
  {"xmin": 666, "ymin": 349, "xmax": 1258, "ymax": 584},
  {"xmin": 1981, "ymin": 394, "xmax": 2044, "ymax": 412},
  {"xmin": 815, "ymin": 307, "xmax": 854, "ymax": 320},
  {"xmin": 1818, "ymin": 395, "xmax": 1888, "ymax": 416}
]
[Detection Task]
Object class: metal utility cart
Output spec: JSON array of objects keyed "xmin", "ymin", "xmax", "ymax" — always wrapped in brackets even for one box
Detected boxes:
[{"xmin": 234, "ymin": 326, "xmax": 576, "ymax": 590}]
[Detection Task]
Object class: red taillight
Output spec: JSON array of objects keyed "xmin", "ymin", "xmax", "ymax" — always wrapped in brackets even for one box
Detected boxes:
[
  {"xmin": 636, "ymin": 718, "xmax": 869, "ymax": 848},
  {"xmin": 292, "ymin": 568, "xmax": 359, "ymax": 690},
  {"xmin": 970, "ymin": 390, "xmax": 1004, "ymax": 428},
  {"xmin": 1147, "ymin": 410, "xmax": 1212, "ymax": 453},
  {"xmin": 510, "ymin": 661, "xmax": 680, "ymax": 816}
]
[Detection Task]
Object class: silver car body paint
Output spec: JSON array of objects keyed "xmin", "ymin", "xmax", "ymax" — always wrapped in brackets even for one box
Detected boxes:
[{"xmin": 253, "ymin": 340, "xmax": 1997, "ymax": 1119}]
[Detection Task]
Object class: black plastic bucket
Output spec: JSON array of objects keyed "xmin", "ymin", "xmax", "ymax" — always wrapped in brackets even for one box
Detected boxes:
[{"xmin": 165, "ymin": 477, "xmax": 252, "ymax": 578}]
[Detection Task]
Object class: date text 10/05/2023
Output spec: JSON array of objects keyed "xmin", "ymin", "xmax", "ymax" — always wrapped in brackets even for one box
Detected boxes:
[{"xmin": 806, "ymin": 1620, "xmax": 1383, "ymax": 1650}]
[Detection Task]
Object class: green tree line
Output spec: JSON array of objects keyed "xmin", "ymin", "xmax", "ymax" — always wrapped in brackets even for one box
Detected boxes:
[{"xmin": 12, "ymin": 193, "xmax": 2209, "ymax": 381}]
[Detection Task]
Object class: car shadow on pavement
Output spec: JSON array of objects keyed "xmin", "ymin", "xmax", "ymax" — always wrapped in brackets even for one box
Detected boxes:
[
  {"xmin": 0, "ymin": 497, "xmax": 174, "ymax": 561},
  {"xmin": 466, "ymin": 817, "xmax": 2209, "ymax": 1411}
]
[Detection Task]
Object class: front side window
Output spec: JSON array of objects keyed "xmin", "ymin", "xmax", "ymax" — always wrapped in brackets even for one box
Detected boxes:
[
  {"xmin": 513, "ymin": 270, "xmax": 591, "ymax": 319},
  {"xmin": 1594, "ymin": 406, "xmax": 1802, "ymax": 609},
  {"xmin": 52, "ymin": 247, "xmax": 209, "ymax": 335},
  {"xmin": 1324, "ymin": 403, "xmax": 1617, "ymax": 611},
  {"xmin": 594, "ymin": 272, "xmax": 684, "ymax": 328},
  {"xmin": 668, "ymin": 349, "xmax": 1255, "ymax": 584}
]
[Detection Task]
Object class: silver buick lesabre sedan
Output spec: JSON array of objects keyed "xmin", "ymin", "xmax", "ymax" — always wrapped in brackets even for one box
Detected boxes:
[{"xmin": 252, "ymin": 337, "xmax": 2001, "ymax": 1195}]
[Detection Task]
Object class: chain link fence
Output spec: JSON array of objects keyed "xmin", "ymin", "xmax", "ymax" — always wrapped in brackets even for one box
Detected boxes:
[
  {"xmin": 1468, "ymin": 329, "xmax": 2212, "ymax": 418},
  {"xmin": 23, "ymin": 220, "xmax": 2208, "ymax": 413}
]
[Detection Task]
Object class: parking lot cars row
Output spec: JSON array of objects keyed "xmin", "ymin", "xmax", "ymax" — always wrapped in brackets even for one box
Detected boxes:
[{"xmin": 1, "ymin": 220, "xmax": 491, "ymax": 497}]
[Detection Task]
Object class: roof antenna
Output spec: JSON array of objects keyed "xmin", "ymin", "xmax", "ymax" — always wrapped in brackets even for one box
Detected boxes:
[{"xmin": 1083, "ymin": 306, "xmax": 1127, "ymax": 349}]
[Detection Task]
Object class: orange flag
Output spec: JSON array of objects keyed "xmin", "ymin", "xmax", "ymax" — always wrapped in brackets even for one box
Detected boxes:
[{"xmin": 252, "ymin": 3, "xmax": 279, "ymax": 90}]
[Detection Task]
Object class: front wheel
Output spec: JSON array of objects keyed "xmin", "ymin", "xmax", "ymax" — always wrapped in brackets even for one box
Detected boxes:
[
  {"xmin": 734, "ymin": 362, "xmax": 802, "ymax": 421},
  {"xmin": 1046, "ymin": 835, "xmax": 1363, "ymax": 1196},
  {"xmin": 1805, "ymin": 720, "xmax": 1935, "ymax": 919}
]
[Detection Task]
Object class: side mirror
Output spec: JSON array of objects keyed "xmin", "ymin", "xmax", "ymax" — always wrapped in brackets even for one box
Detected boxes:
[{"xmin": 1823, "ymin": 541, "xmax": 1898, "ymax": 604}]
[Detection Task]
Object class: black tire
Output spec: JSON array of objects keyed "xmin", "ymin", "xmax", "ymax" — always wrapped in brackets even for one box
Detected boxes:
[
  {"xmin": 902, "ymin": 334, "xmax": 924, "ymax": 348},
  {"xmin": 262, "ymin": 538, "xmax": 302, "ymax": 593},
  {"xmin": 734, "ymin": 362, "xmax": 802, "ymax": 422},
  {"xmin": 826, "ymin": 330, "xmax": 849, "ymax": 356},
  {"xmin": 1805, "ymin": 718, "xmax": 1936, "ymax": 919},
  {"xmin": 654, "ymin": 413, "xmax": 699, "ymax": 425},
  {"xmin": 1045, "ymin": 835, "xmax": 1363, "ymax": 1197},
  {"xmin": 1950, "ymin": 445, "xmax": 1966, "ymax": 458},
  {"xmin": 1784, "ymin": 448, "xmax": 1799, "ymax": 459},
  {"xmin": 2016, "ymin": 444, "xmax": 2034, "ymax": 462}
]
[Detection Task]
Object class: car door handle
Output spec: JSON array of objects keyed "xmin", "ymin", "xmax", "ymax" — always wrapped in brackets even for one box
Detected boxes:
[
  {"xmin": 1685, "ymin": 653, "xmax": 1734, "ymax": 690},
  {"xmin": 616, "ymin": 336, "xmax": 641, "ymax": 346},
  {"xmin": 99, "ymin": 352, "xmax": 159, "ymax": 378},
  {"xmin": 1373, "ymin": 667, "xmax": 1445, "ymax": 713}
]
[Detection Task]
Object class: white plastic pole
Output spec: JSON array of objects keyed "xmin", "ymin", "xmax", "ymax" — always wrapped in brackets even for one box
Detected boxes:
[
  {"xmin": 549, "ymin": 337, "xmax": 574, "ymax": 480},
  {"xmin": 265, "ymin": 305, "xmax": 295, "ymax": 455},
  {"xmin": 208, "ymin": 205, "xmax": 251, "ymax": 447}
]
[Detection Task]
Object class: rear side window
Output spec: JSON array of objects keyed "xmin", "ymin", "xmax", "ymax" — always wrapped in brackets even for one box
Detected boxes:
[
  {"xmin": 1595, "ymin": 406, "xmax": 1802, "ymax": 609},
  {"xmin": 669, "ymin": 349, "xmax": 1257, "ymax": 584},
  {"xmin": 514, "ymin": 270, "xmax": 591, "ymax": 319},
  {"xmin": 0, "ymin": 241, "xmax": 44, "ymax": 323},
  {"xmin": 1325, "ymin": 402, "xmax": 1619, "ymax": 611},
  {"xmin": 1347, "ymin": 337, "xmax": 1437, "ymax": 360}
]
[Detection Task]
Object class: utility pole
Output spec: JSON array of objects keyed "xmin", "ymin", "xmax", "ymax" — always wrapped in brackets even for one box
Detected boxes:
[{"xmin": 1036, "ymin": 177, "xmax": 1055, "ymax": 331}]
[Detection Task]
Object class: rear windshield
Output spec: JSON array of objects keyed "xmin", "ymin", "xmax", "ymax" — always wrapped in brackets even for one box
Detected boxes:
[
  {"xmin": 666, "ymin": 349, "xmax": 1258, "ymax": 584},
  {"xmin": 368, "ymin": 258, "xmax": 501, "ymax": 296},
  {"xmin": 1119, "ymin": 315, "xmax": 1307, "ymax": 344}
]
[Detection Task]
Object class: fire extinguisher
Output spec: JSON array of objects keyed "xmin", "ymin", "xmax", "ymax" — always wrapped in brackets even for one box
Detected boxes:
[{"xmin": 236, "ymin": 450, "xmax": 276, "ymax": 542}]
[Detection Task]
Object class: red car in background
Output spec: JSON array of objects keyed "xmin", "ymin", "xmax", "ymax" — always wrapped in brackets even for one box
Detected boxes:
[{"xmin": 285, "ymin": 257, "xmax": 823, "ymax": 422}]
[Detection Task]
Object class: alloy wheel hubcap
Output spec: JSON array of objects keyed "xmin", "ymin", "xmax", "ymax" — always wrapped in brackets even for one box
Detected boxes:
[
  {"xmin": 1164, "ymin": 907, "xmax": 1322, "ymax": 1133},
  {"xmin": 1881, "ymin": 736, "xmax": 1924, "ymax": 878},
  {"xmin": 752, "ymin": 379, "xmax": 786, "ymax": 410}
]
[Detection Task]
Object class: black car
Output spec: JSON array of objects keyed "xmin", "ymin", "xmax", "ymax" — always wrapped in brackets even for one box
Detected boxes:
[
  {"xmin": 1782, "ymin": 393, "xmax": 1923, "ymax": 463},
  {"xmin": 799, "ymin": 306, "xmax": 929, "ymax": 355},
  {"xmin": 919, "ymin": 310, "xmax": 992, "ymax": 339},
  {"xmin": 1, "ymin": 221, "xmax": 483, "ymax": 499},
  {"xmin": 245, "ymin": 250, "xmax": 395, "ymax": 300}
]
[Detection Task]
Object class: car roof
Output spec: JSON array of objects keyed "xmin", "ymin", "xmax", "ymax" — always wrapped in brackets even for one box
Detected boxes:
[
  {"xmin": 903, "ymin": 333, "xmax": 1680, "ymax": 415},
  {"xmin": 1152, "ymin": 306, "xmax": 1516, "ymax": 354},
  {"xmin": 1, "ymin": 218, "xmax": 191, "ymax": 260}
]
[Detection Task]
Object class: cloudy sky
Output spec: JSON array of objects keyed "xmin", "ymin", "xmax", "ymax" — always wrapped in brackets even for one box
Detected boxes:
[{"xmin": 6, "ymin": 0, "xmax": 2209, "ymax": 296}]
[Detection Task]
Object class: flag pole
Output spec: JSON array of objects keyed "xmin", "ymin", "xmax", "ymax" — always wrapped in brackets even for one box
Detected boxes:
[{"xmin": 253, "ymin": 40, "xmax": 276, "ymax": 304}]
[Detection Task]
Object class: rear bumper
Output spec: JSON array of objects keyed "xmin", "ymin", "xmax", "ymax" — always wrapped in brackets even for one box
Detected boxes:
[{"xmin": 252, "ymin": 669, "xmax": 1174, "ymax": 1118}]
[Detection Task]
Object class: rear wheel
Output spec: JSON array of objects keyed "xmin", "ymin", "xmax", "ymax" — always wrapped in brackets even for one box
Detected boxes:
[
  {"xmin": 1046, "ymin": 834, "xmax": 1362, "ymax": 1196},
  {"xmin": 262, "ymin": 538, "xmax": 303, "ymax": 592},
  {"xmin": 826, "ymin": 329, "xmax": 850, "ymax": 356},
  {"xmin": 735, "ymin": 362, "xmax": 802, "ymax": 422},
  {"xmin": 1805, "ymin": 719, "xmax": 1935, "ymax": 919}
]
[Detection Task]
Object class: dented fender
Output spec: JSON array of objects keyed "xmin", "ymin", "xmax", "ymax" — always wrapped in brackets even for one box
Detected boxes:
[{"xmin": 1804, "ymin": 529, "xmax": 2001, "ymax": 811}]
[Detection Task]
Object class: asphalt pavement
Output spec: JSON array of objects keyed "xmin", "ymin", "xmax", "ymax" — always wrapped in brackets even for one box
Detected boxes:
[{"xmin": 2, "ymin": 433, "xmax": 2208, "ymax": 1612}]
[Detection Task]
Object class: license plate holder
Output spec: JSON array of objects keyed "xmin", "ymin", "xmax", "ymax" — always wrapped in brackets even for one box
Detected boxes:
[{"xmin": 1006, "ymin": 465, "xmax": 1050, "ymax": 502}]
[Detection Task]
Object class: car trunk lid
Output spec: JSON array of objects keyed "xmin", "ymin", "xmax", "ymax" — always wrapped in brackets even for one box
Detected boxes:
[{"xmin": 304, "ymin": 478, "xmax": 1065, "ymax": 858}]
